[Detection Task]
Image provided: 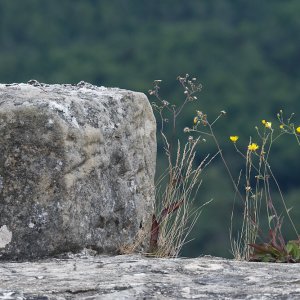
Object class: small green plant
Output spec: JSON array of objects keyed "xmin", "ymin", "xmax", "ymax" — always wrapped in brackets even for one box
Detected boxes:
[
  {"xmin": 180, "ymin": 104, "xmax": 300, "ymax": 263},
  {"xmin": 249, "ymin": 228, "xmax": 300, "ymax": 263},
  {"xmin": 148, "ymin": 75, "xmax": 214, "ymax": 257},
  {"xmin": 147, "ymin": 75, "xmax": 300, "ymax": 262},
  {"xmin": 229, "ymin": 111, "xmax": 300, "ymax": 262},
  {"xmin": 148, "ymin": 137, "xmax": 215, "ymax": 257}
]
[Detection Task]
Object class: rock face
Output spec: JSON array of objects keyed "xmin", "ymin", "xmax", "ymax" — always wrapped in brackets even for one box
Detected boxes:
[
  {"xmin": 0, "ymin": 253, "xmax": 300, "ymax": 299},
  {"xmin": 0, "ymin": 81, "xmax": 156, "ymax": 259}
]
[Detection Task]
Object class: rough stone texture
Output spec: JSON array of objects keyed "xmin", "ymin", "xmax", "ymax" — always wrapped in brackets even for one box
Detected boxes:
[
  {"xmin": 0, "ymin": 81, "xmax": 156, "ymax": 259},
  {"xmin": 0, "ymin": 254, "xmax": 299, "ymax": 299}
]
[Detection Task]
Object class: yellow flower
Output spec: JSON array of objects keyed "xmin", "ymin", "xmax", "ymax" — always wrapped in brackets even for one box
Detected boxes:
[
  {"xmin": 279, "ymin": 124, "xmax": 284, "ymax": 129},
  {"xmin": 265, "ymin": 122, "xmax": 272, "ymax": 129},
  {"xmin": 262, "ymin": 120, "xmax": 272, "ymax": 129},
  {"xmin": 296, "ymin": 127, "xmax": 300, "ymax": 134},
  {"xmin": 229, "ymin": 136, "xmax": 239, "ymax": 143},
  {"xmin": 248, "ymin": 143, "xmax": 259, "ymax": 151},
  {"xmin": 193, "ymin": 116, "xmax": 198, "ymax": 125}
]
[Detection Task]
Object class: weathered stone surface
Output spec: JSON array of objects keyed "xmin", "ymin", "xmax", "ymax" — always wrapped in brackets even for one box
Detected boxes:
[
  {"xmin": 0, "ymin": 81, "xmax": 156, "ymax": 259},
  {"xmin": 0, "ymin": 253, "xmax": 299, "ymax": 299}
]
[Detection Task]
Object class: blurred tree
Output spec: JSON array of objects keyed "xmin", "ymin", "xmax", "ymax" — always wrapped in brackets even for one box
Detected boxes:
[{"xmin": 0, "ymin": 0, "xmax": 299, "ymax": 257}]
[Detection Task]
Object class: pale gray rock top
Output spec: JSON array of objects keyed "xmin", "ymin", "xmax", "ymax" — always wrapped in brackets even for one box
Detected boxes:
[{"xmin": 0, "ymin": 253, "xmax": 299, "ymax": 299}]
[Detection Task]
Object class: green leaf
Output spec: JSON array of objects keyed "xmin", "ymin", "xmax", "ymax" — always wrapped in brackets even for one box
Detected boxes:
[{"xmin": 287, "ymin": 241, "xmax": 300, "ymax": 260}]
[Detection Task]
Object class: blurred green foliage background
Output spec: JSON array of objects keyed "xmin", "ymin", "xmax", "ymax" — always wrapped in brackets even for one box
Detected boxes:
[{"xmin": 1, "ymin": 0, "xmax": 299, "ymax": 258}]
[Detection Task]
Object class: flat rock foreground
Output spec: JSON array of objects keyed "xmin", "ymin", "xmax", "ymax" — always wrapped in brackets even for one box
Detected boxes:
[{"xmin": 0, "ymin": 254, "xmax": 300, "ymax": 299}]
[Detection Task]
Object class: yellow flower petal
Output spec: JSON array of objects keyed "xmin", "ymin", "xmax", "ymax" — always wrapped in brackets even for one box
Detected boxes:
[
  {"xmin": 265, "ymin": 122, "xmax": 272, "ymax": 129},
  {"xmin": 279, "ymin": 124, "xmax": 284, "ymax": 129},
  {"xmin": 296, "ymin": 127, "xmax": 300, "ymax": 134},
  {"xmin": 193, "ymin": 117, "xmax": 198, "ymax": 125},
  {"xmin": 262, "ymin": 120, "xmax": 272, "ymax": 129},
  {"xmin": 229, "ymin": 136, "xmax": 239, "ymax": 143},
  {"xmin": 248, "ymin": 143, "xmax": 259, "ymax": 151}
]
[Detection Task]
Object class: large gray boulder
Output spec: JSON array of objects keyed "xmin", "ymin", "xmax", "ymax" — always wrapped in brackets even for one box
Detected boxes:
[{"xmin": 0, "ymin": 81, "xmax": 156, "ymax": 259}]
